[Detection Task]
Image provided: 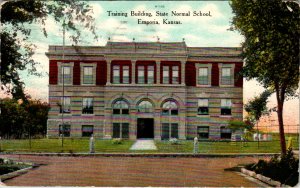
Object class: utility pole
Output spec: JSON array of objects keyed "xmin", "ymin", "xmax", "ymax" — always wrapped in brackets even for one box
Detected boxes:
[{"xmin": 62, "ymin": 19, "xmax": 66, "ymax": 148}]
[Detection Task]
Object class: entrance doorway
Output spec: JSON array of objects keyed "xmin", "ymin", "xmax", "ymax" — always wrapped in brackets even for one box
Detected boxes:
[{"xmin": 137, "ymin": 118, "xmax": 154, "ymax": 139}]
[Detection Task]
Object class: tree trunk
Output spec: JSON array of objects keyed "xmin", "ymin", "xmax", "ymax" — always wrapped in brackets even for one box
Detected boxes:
[{"xmin": 276, "ymin": 86, "xmax": 286, "ymax": 155}]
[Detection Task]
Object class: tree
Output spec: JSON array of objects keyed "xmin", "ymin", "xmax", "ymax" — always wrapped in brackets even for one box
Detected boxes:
[
  {"xmin": 230, "ymin": 0, "xmax": 299, "ymax": 154},
  {"xmin": 1, "ymin": 0, "xmax": 97, "ymax": 99},
  {"xmin": 0, "ymin": 97, "xmax": 49, "ymax": 139}
]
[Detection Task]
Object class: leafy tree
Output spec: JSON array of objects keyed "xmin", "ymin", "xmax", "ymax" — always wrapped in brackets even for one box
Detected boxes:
[
  {"xmin": 0, "ymin": 97, "xmax": 50, "ymax": 139},
  {"xmin": 230, "ymin": 0, "xmax": 299, "ymax": 154},
  {"xmin": 1, "ymin": 0, "xmax": 97, "ymax": 99}
]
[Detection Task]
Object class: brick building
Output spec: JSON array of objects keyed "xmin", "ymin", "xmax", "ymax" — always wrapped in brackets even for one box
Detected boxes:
[{"xmin": 46, "ymin": 41, "xmax": 243, "ymax": 140}]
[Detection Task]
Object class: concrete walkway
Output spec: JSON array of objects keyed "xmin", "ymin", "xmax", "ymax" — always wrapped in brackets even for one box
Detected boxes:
[{"xmin": 130, "ymin": 139, "xmax": 157, "ymax": 150}]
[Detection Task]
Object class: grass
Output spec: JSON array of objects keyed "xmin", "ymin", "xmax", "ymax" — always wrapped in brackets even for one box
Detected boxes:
[{"xmin": 0, "ymin": 134, "xmax": 298, "ymax": 153}]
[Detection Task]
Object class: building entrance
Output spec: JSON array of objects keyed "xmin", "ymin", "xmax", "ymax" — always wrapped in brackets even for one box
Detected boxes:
[{"xmin": 137, "ymin": 118, "xmax": 154, "ymax": 139}]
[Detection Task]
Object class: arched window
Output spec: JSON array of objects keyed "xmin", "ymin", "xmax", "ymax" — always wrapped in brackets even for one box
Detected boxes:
[
  {"xmin": 113, "ymin": 100, "xmax": 129, "ymax": 114},
  {"xmin": 138, "ymin": 101, "xmax": 153, "ymax": 113},
  {"xmin": 161, "ymin": 100, "xmax": 178, "ymax": 115}
]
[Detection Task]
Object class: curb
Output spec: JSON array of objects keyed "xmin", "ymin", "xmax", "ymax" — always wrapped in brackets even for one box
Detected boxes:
[
  {"xmin": 240, "ymin": 168, "xmax": 290, "ymax": 187},
  {"xmin": 0, "ymin": 152, "xmax": 280, "ymax": 158},
  {"xmin": 0, "ymin": 159, "xmax": 37, "ymax": 183}
]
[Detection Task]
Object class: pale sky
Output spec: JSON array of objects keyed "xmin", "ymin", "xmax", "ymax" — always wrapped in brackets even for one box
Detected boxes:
[{"xmin": 2, "ymin": 1, "xmax": 299, "ymax": 129}]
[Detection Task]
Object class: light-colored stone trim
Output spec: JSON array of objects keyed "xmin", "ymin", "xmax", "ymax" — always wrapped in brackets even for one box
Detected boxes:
[
  {"xmin": 218, "ymin": 63, "xmax": 235, "ymax": 87},
  {"xmin": 181, "ymin": 61, "xmax": 186, "ymax": 85},
  {"xmin": 57, "ymin": 62, "xmax": 74, "ymax": 85},
  {"xmin": 156, "ymin": 61, "xmax": 160, "ymax": 84},
  {"xmin": 106, "ymin": 59, "xmax": 112, "ymax": 85},
  {"xmin": 131, "ymin": 60, "xmax": 136, "ymax": 84},
  {"xmin": 80, "ymin": 62, "xmax": 97, "ymax": 85},
  {"xmin": 195, "ymin": 63, "xmax": 212, "ymax": 87}
]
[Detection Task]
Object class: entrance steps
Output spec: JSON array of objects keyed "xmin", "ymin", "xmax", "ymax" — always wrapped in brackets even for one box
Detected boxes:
[{"xmin": 130, "ymin": 139, "xmax": 157, "ymax": 150}]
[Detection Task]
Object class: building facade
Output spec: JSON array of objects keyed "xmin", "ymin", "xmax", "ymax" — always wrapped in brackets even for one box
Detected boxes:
[{"xmin": 46, "ymin": 42, "xmax": 243, "ymax": 140}]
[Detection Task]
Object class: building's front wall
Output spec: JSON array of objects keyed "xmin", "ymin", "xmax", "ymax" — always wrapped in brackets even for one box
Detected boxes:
[{"xmin": 46, "ymin": 42, "xmax": 243, "ymax": 140}]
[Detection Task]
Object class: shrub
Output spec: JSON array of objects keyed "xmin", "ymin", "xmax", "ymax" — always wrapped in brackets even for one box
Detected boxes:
[
  {"xmin": 169, "ymin": 138, "xmax": 180, "ymax": 145},
  {"xmin": 112, "ymin": 138, "xmax": 122, "ymax": 145},
  {"xmin": 245, "ymin": 148, "xmax": 299, "ymax": 186}
]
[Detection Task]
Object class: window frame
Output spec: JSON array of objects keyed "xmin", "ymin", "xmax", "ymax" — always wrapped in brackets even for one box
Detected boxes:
[
  {"xmin": 161, "ymin": 123, "xmax": 179, "ymax": 140},
  {"xmin": 221, "ymin": 99, "xmax": 232, "ymax": 116},
  {"xmin": 59, "ymin": 97, "xmax": 71, "ymax": 114},
  {"xmin": 137, "ymin": 100, "xmax": 154, "ymax": 113},
  {"xmin": 59, "ymin": 124, "xmax": 71, "ymax": 137},
  {"xmin": 197, "ymin": 99, "xmax": 209, "ymax": 115},
  {"xmin": 220, "ymin": 126, "xmax": 232, "ymax": 139},
  {"xmin": 112, "ymin": 123, "xmax": 129, "ymax": 139},
  {"xmin": 112, "ymin": 65, "xmax": 120, "ymax": 84},
  {"xmin": 82, "ymin": 125, "xmax": 94, "ymax": 137},
  {"xmin": 82, "ymin": 97, "xmax": 94, "ymax": 114},
  {"xmin": 112, "ymin": 100, "xmax": 130, "ymax": 115},
  {"xmin": 57, "ymin": 62, "xmax": 74, "ymax": 85},
  {"xmin": 161, "ymin": 100, "xmax": 179, "ymax": 116},
  {"xmin": 218, "ymin": 63, "xmax": 235, "ymax": 87},
  {"xmin": 196, "ymin": 64, "xmax": 212, "ymax": 87},
  {"xmin": 197, "ymin": 126, "xmax": 209, "ymax": 139}
]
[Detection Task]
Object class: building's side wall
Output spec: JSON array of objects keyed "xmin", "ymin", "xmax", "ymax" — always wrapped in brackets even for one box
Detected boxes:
[{"xmin": 186, "ymin": 87, "xmax": 243, "ymax": 140}]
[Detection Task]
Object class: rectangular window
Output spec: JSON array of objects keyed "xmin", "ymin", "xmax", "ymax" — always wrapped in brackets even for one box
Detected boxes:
[
  {"xmin": 220, "ymin": 126, "xmax": 232, "ymax": 139},
  {"xmin": 221, "ymin": 68, "xmax": 231, "ymax": 85},
  {"xmin": 197, "ymin": 126, "xmax": 209, "ymax": 139},
  {"xmin": 198, "ymin": 68, "xmax": 208, "ymax": 85},
  {"xmin": 221, "ymin": 99, "xmax": 232, "ymax": 115},
  {"xmin": 171, "ymin": 123, "xmax": 179, "ymax": 139},
  {"xmin": 82, "ymin": 98, "xmax": 93, "ymax": 114},
  {"xmin": 123, "ymin": 66, "xmax": 129, "ymax": 84},
  {"xmin": 112, "ymin": 123, "xmax": 129, "ymax": 139},
  {"xmin": 147, "ymin": 66, "xmax": 154, "ymax": 84},
  {"xmin": 198, "ymin": 99, "xmax": 209, "ymax": 115},
  {"xmin": 113, "ymin": 65, "xmax": 120, "ymax": 84},
  {"xmin": 112, "ymin": 123, "xmax": 120, "ymax": 138},
  {"xmin": 163, "ymin": 66, "xmax": 169, "ymax": 84},
  {"xmin": 59, "ymin": 124, "xmax": 71, "ymax": 137},
  {"xmin": 60, "ymin": 97, "xmax": 71, "ymax": 114},
  {"xmin": 161, "ymin": 123, "xmax": 178, "ymax": 140},
  {"xmin": 162, "ymin": 123, "xmax": 170, "ymax": 140},
  {"xmin": 83, "ymin": 66, "xmax": 93, "ymax": 84},
  {"xmin": 82, "ymin": 125, "xmax": 94, "ymax": 137},
  {"xmin": 138, "ymin": 66, "xmax": 145, "ymax": 84},
  {"xmin": 62, "ymin": 66, "xmax": 71, "ymax": 84},
  {"xmin": 172, "ymin": 66, "xmax": 179, "ymax": 84}
]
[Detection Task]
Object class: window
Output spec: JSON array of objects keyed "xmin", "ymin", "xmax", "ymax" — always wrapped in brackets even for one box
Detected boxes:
[
  {"xmin": 198, "ymin": 68, "xmax": 208, "ymax": 85},
  {"xmin": 137, "ymin": 101, "xmax": 153, "ymax": 113},
  {"xmin": 220, "ymin": 126, "xmax": 232, "ymax": 139},
  {"xmin": 82, "ymin": 125, "xmax": 94, "ymax": 137},
  {"xmin": 221, "ymin": 99, "xmax": 232, "ymax": 115},
  {"xmin": 123, "ymin": 66, "xmax": 129, "ymax": 84},
  {"xmin": 147, "ymin": 66, "xmax": 154, "ymax": 84},
  {"xmin": 112, "ymin": 123, "xmax": 129, "ymax": 139},
  {"xmin": 62, "ymin": 66, "xmax": 71, "ymax": 84},
  {"xmin": 163, "ymin": 66, "xmax": 169, "ymax": 84},
  {"xmin": 113, "ymin": 65, "xmax": 120, "ymax": 84},
  {"xmin": 197, "ymin": 126, "xmax": 209, "ymax": 139},
  {"xmin": 221, "ymin": 68, "xmax": 231, "ymax": 85},
  {"xmin": 162, "ymin": 100, "xmax": 178, "ymax": 115},
  {"xmin": 83, "ymin": 66, "xmax": 93, "ymax": 84},
  {"xmin": 113, "ymin": 100, "xmax": 129, "ymax": 114},
  {"xmin": 82, "ymin": 98, "xmax": 93, "ymax": 114},
  {"xmin": 59, "ymin": 97, "xmax": 71, "ymax": 114},
  {"xmin": 172, "ymin": 66, "xmax": 179, "ymax": 84},
  {"xmin": 138, "ymin": 66, "xmax": 145, "ymax": 84},
  {"xmin": 198, "ymin": 99, "xmax": 209, "ymax": 115},
  {"xmin": 162, "ymin": 123, "xmax": 178, "ymax": 140},
  {"xmin": 59, "ymin": 124, "xmax": 71, "ymax": 137}
]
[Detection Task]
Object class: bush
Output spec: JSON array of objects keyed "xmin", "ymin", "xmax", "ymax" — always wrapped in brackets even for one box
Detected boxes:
[
  {"xmin": 169, "ymin": 138, "xmax": 180, "ymax": 145},
  {"xmin": 245, "ymin": 148, "xmax": 299, "ymax": 186},
  {"xmin": 112, "ymin": 138, "xmax": 122, "ymax": 145}
]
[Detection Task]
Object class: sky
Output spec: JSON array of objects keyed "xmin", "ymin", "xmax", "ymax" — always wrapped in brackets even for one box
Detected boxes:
[{"xmin": 1, "ymin": 1, "xmax": 299, "ymax": 131}]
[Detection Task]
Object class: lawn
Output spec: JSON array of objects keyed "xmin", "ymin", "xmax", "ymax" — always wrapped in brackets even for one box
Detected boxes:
[{"xmin": 0, "ymin": 134, "xmax": 298, "ymax": 153}]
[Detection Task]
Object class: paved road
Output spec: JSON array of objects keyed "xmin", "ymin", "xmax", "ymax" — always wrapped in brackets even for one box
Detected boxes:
[{"xmin": 1, "ymin": 154, "xmax": 269, "ymax": 187}]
